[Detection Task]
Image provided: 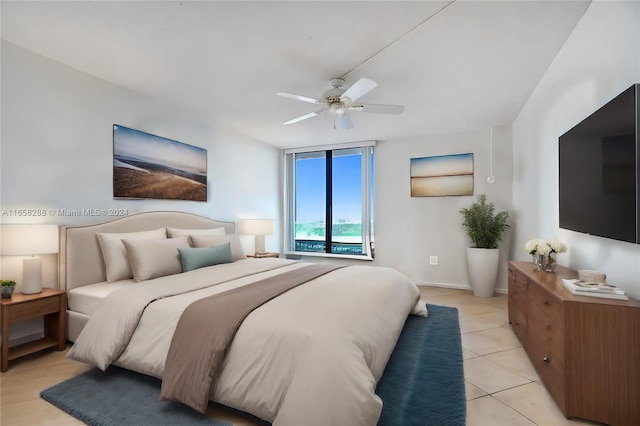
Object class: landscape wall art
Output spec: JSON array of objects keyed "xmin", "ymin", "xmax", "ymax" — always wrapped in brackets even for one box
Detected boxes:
[
  {"xmin": 410, "ymin": 153, "xmax": 474, "ymax": 197},
  {"xmin": 113, "ymin": 124, "xmax": 207, "ymax": 201}
]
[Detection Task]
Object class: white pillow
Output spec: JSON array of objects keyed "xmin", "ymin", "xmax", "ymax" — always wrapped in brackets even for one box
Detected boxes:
[
  {"xmin": 166, "ymin": 227, "xmax": 226, "ymax": 238},
  {"xmin": 122, "ymin": 236, "xmax": 190, "ymax": 281},
  {"xmin": 96, "ymin": 228, "xmax": 167, "ymax": 282},
  {"xmin": 190, "ymin": 234, "xmax": 246, "ymax": 261}
]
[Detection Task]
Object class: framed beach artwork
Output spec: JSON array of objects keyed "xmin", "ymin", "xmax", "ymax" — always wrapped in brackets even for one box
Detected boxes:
[
  {"xmin": 113, "ymin": 124, "xmax": 207, "ymax": 201},
  {"xmin": 410, "ymin": 153, "xmax": 474, "ymax": 197}
]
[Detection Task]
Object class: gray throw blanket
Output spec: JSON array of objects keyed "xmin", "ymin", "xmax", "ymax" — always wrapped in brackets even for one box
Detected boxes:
[{"xmin": 160, "ymin": 263, "xmax": 343, "ymax": 413}]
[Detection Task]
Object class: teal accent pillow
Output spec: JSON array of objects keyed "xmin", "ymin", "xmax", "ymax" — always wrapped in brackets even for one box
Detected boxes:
[{"xmin": 178, "ymin": 243, "xmax": 233, "ymax": 272}]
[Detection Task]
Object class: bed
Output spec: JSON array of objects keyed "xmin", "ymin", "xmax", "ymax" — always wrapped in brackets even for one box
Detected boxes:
[{"xmin": 61, "ymin": 211, "xmax": 427, "ymax": 425}]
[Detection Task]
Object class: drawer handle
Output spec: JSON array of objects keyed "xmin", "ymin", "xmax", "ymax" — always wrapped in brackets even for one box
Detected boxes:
[
  {"xmin": 543, "ymin": 300, "xmax": 550, "ymax": 305},
  {"xmin": 545, "ymin": 323, "xmax": 552, "ymax": 330},
  {"xmin": 543, "ymin": 356, "xmax": 550, "ymax": 364}
]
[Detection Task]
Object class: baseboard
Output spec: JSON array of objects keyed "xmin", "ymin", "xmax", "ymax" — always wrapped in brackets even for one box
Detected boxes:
[{"xmin": 415, "ymin": 281, "xmax": 508, "ymax": 295}]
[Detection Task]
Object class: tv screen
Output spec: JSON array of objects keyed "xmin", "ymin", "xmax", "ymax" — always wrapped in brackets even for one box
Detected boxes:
[
  {"xmin": 113, "ymin": 125, "xmax": 207, "ymax": 201},
  {"xmin": 559, "ymin": 84, "xmax": 639, "ymax": 244}
]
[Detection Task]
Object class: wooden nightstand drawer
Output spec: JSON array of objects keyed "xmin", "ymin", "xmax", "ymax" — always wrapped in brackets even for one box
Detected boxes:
[
  {"xmin": 528, "ymin": 282, "xmax": 564, "ymax": 328},
  {"xmin": 8, "ymin": 297, "xmax": 59, "ymax": 322}
]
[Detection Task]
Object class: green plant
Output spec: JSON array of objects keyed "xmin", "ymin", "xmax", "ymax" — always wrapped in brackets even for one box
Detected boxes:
[
  {"xmin": 0, "ymin": 279, "xmax": 16, "ymax": 287},
  {"xmin": 460, "ymin": 194, "xmax": 510, "ymax": 249}
]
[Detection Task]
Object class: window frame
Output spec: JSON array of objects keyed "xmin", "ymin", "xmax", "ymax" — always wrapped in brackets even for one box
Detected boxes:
[{"xmin": 284, "ymin": 141, "xmax": 375, "ymax": 260}]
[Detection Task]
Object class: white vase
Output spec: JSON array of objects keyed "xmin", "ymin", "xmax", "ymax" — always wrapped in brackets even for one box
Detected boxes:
[{"xmin": 466, "ymin": 247, "xmax": 500, "ymax": 298}]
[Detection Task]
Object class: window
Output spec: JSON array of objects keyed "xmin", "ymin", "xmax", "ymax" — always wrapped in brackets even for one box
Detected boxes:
[{"xmin": 284, "ymin": 142, "xmax": 374, "ymax": 259}]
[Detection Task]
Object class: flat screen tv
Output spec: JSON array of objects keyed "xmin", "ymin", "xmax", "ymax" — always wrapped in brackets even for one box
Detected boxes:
[
  {"xmin": 559, "ymin": 84, "xmax": 639, "ymax": 244},
  {"xmin": 113, "ymin": 124, "xmax": 207, "ymax": 201}
]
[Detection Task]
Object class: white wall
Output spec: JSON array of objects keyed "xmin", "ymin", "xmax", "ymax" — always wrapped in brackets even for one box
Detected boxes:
[
  {"xmin": 512, "ymin": 1, "xmax": 640, "ymax": 299},
  {"xmin": 374, "ymin": 126, "xmax": 513, "ymax": 292},
  {"xmin": 1, "ymin": 41, "xmax": 281, "ymax": 341}
]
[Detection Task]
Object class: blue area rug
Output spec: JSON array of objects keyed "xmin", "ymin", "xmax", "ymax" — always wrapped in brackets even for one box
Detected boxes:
[
  {"xmin": 40, "ymin": 367, "xmax": 230, "ymax": 426},
  {"xmin": 377, "ymin": 304, "xmax": 466, "ymax": 426},
  {"xmin": 41, "ymin": 304, "xmax": 464, "ymax": 426}
]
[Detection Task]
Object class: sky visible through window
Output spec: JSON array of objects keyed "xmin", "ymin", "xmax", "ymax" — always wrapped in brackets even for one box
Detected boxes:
[{"xmin": 295, "ymin": 153, "xmax": 362, "ymax": 223}]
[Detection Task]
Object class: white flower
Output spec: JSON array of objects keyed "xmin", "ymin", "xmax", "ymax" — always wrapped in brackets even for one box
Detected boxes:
[
  {"xmin": 536, "ymin": 243, "xmax": 552, "ymax": 256},
  {"xmin": 548, "ymin": 239, "xmax": 567, "ymax": 253},
  {"xmin": 524, "ymin": 238, "xmax": 567, "ymax": 255},
  {"xmin": 524, "ymin": 239, "xmax": 544, "ymax": 255},
  {"xmin": 524, "ymin": 239, "xmax": 538, "ymax": 254}
]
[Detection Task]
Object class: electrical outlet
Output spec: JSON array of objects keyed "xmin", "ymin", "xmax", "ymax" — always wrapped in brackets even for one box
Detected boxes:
[{"xmin": 429, "ymin": 256, "xmax": 438, "ymax": 265}]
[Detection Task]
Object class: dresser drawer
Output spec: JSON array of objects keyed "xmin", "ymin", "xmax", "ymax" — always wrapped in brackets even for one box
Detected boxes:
[
  {"xmin": 528, "ymin": 299, "xmax": 564, "ymax": 368},
  {"xmin": 514, "ymin": 268, "xmax": 529, "ymax": 291},
  {"xmin": 509, "ymin": 278, "xmax": 528, "ymax": 316},
  {"xmin": 528, "ymin": 282, "xmax": 564, "ymax": 329},
  {"xmin": 509, "ymin": 305, "xmax": 528, "ymax": 346},
  {"xmin": 528, "ymin": 333, "xmax": 566, "ymax": 413},
  {"xmin": 508, "ymin": 264, "xmax": 515, "ymax": 281}
]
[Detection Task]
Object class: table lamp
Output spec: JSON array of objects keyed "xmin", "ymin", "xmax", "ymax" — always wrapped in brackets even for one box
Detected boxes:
[
  {"xmin": 0, "ymin": 224, "xmax": 59, "ymax": 294},
  {"xmin": 240, "ymin": 219, "xmax": 275, "ymax": 257}
]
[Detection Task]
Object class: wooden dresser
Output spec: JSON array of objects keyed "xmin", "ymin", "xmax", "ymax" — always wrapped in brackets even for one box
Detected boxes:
[{"xmin": 508, "ymin": 261, "xmax": 640, "ymax": 426}]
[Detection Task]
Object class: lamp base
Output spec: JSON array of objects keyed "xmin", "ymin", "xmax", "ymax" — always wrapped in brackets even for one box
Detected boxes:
[
  {"xmin": 255, "ymin": 235, "xmax": 266, "ymax": 254},
  {"xmin": 22, "ymin": 257, "xmax": 43, "ymax": 294}
]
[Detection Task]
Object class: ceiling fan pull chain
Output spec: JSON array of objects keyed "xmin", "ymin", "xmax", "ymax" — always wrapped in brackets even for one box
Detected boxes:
[{"xmin": 487, "ymin": 126, "xmax": 496, "ymax": 184}]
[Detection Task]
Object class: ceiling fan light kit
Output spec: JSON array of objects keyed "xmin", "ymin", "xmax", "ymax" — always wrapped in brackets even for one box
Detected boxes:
[{"xmin": 277, "ymin": 77, "xmax": 404, "ymax": 130}]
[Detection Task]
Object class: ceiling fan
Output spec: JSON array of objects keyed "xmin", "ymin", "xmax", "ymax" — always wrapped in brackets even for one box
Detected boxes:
[{"xmin": 277, "ymin": 78, "xmax": 404, "ymax": 130}]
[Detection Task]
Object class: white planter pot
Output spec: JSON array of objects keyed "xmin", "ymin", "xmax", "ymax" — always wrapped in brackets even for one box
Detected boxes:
[{"xmin": 466, "ymin": 247, "xmax": 500, "ymax": 298}]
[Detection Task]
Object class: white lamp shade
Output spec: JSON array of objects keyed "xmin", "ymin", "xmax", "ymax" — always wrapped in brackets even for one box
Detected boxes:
[
  {"xmin": 240, "ymin": 219, "xmax": 275, "ymax": 236},
  {"xmin": 0, "ymin": 224, "xmax": 59, "ymax": 255}
]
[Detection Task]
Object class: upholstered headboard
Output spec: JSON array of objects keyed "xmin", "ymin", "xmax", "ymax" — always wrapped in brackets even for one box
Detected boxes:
[{"xmin": 60, "ymin": 211, "xmax": 236, "ymax": 291}]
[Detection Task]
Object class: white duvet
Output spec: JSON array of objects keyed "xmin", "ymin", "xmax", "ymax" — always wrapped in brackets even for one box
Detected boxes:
[{"xmin": 68, "ymin": 259, "xmax": 426, "ymax": 425}]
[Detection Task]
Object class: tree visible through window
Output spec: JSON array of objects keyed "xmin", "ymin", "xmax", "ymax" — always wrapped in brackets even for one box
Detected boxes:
[{"xmin": 285, "ymin": 143, "xmax": 374, "ymax": 258}]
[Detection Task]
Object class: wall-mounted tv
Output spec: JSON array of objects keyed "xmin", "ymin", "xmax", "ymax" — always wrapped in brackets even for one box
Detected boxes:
[
  {"xmin": 559, "ymin": 84, "xmax": 639, "ymax": 244},
  {"xmin": 113, "ymin": 124, "xmax": 207, "ymax": 201}
]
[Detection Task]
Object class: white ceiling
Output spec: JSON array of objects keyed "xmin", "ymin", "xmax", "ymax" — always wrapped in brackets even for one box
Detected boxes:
[{"xmin": 1, "ymin": 1, "xmax": 590, "ymax": 149}]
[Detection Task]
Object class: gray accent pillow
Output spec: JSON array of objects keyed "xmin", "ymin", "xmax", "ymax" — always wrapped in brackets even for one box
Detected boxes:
[{"xmin": 178, "ymin": 243, "xmax": 233, "ymax": 272}]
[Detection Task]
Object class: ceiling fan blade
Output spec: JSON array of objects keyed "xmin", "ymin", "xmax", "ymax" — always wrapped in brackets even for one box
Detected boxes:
[
  {"xmin": 341, "ymin": 78, "xmax": 377, "ymax": 103},
  {"xmin": 277, "ymin": 92, "xmax": 321, "ymax": 104},
  {"xmin": 283, "ymin": 109, "xmax": 324, "ymax": 125},
  {"xmin": 353, "ymin": 103, "xmax": 405, "ymax": 115},
  {"xmin": 334, "ymin": 111, "xmax": 353, "ymax": 130}
]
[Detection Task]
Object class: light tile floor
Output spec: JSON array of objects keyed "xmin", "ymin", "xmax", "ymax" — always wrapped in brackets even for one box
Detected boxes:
[{"xmin": 419, "ymin": 286, "xmax": 602, "ymax": 426}]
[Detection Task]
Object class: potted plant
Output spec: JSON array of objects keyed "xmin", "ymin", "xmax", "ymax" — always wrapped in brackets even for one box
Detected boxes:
[
  {"xmin": 1, "ymin": 280, "xmax": 17, "ymax": 299},
  {"xmin": 460, "ymin": 194, "xmax": 510, "ymax": 297}
]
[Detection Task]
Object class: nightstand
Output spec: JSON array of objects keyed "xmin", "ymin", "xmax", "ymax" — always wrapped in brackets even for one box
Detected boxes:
[
  {"xmin": 1, "ymin": 288, "xmax": 66, "ymax": 372},
  {"xmin": 247, "ymin": 252, "xmax": 279, "ymax": 258}
]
